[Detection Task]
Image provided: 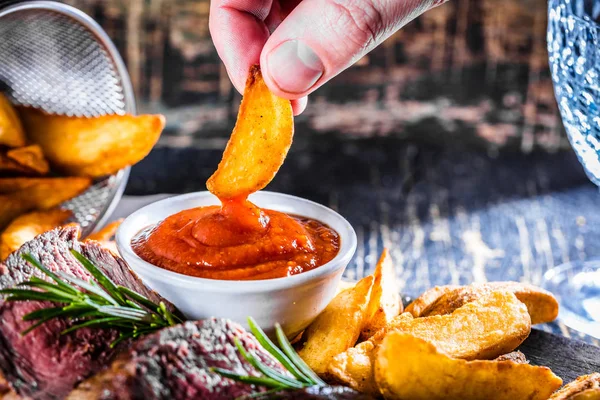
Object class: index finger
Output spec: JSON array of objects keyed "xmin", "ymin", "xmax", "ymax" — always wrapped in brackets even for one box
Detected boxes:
[{"xmin": 209, "ymin": 0, "xmax": 273, "ymax": 94}]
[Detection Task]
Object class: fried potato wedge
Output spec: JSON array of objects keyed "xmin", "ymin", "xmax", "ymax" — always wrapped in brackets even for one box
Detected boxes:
[
  {"xmin": 550, "ymin": 373, "xmax": 600, "ymax": 400},
  {"xmin": 298, "ymin": 275, "xmax": 374, "ymax": 376},
  {"xmin": 0, "ymin": 153, "xmax": 31, "ymax": 174},
  {"xmin": 375, "ymin": 333, "xmax": 562, "ymax": 400},
  {"xmin": 372, "ymin": 291, "xmax": 529, "ymax": 359},
  {"xmin": 406, "ymin": 281, "xmax": 558, "ymax": 324},
  {"xmin": 0, "ymin": 177, "xmax": 91, "ymax": 209},
  {"xmin": 206, "ymin": 65, "xmax": 293, "ymax": 199},
  {"xmin": 0, "ymin": 208, "xmax": 71, "ymax": 259},
  {"xmin": 0, "ymin": 195, "xmax": 29, "ymax": 229},
  {"xmin": 360, "ymin": 249, "xmax": 402, "ymax": 340},
  {"xmin": 328, "ymin": 330, "xmax": 392, "ymax": 395},
  {"xmin": 404, "ymin": 285, "xmax": 459, "ymax": 316},
  {"xmin": 328, "ymin": 291, "xmax": 531, "ymax": 395},
  {"xmin": 87, "ymin": 219, "xmax": 123, "ymax": 242},
  {"xmin": 0, "ymin": 93, "xmax": 26, "ymax": 147},
  {"xmin": 6, "ymin": 144, "xmax": 49, "ymax": 174},
  {"xmin": 86, "ymin": 220, "xmax": 122, "ymax": 255},
  {"xmin": 19, "ymin": 107, "xmax": 164, "ymax": 177}
]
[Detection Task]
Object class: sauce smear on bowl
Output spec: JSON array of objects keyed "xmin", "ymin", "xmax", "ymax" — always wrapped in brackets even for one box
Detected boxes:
[{"xmin": 131, "ymin": 198, "xmax": 340, "ymax": 280}]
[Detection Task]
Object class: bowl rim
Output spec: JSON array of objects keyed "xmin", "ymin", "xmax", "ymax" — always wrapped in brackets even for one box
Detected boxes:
[{"xmin": 116, "ymin": 191, "xmax": 357, "ymax": 292}]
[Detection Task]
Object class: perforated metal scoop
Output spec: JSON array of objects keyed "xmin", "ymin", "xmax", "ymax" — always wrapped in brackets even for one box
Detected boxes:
[{"xmin": 0, "ymin": 1, "xmax": 135, "ymax": 236}]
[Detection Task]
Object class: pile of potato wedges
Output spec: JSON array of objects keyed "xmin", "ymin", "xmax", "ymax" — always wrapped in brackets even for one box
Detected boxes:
[
  {"xmin": 0, "ymin": 92, "xmax": 164, "ymax": 260},
  {"xmin": 295, "ymin": 249, "xmax": 600, "ymax": 400}
]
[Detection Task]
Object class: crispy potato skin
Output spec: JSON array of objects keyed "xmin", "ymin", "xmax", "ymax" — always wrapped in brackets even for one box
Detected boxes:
[
  {"xmin": 206, "ymin": 65, "xmax": 293, "ymax": 199},
  {"xmin": 375, "ymin": 333, "xmax": 562, "ymax": 400},
  {"xmin": 0, "ymin": 94, "xmax": 26, "ymax": 148},
  {"xmin": 550, "ymin": 373, "xmax": 600, "ymax": 400},
  {"xmin": 19, "ymin": 107, "xmax": 164, "ymax": 177},
  {"xmin": 298, "ymin": 275, "xmax": 374, "ymax": 376},
  {"xmin": 360, "ymin": 249, "xmax": 402, "ymax": 340},
  {"xmin": 407, "ymin": 282, "xmax": 558, "ymax": 325},
  {"xmin": 404, "ymin": 285, "xmax": 459, "ymax": 317},
  {"xmin": 0, "ymin": 154, "xmax": 31, "ymax": 174},
  {"xmin": 6, "ymin": 145, "xmax": 49, "ymax": 174},
  {"xmin": 571, "ymin": 390, "xmax": 600, "ymax": 400},
  {"xmin": 0, "ymin": 208, "xmax": 71, "ymax": 260},
  {"xmin": 399, "ymin": 291, "xmax": 532, "ymax": 358},
  {"xmin": 329, "ymin": 291, "xmax": 531, "ymax": 395}
]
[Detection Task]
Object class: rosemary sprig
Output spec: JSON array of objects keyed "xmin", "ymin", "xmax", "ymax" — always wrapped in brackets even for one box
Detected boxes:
[
  {"xmin": 212, "ymin": 317, "xmax": 325, "ymax": 399},
  {"xmin": 0, "ymin": 251, "xmax": 182, "ymax": 346},
  {"xmin": 0, "ymin": 252, "xmax": 324, "ymax": 398}
]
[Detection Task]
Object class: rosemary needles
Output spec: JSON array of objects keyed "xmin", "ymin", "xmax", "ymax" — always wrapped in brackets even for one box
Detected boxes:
[{"xmin": 0, "ymin": 251, "xmax": 181, "ymax": 346}]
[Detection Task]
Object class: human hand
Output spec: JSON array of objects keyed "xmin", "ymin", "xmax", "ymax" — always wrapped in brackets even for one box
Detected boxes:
[{"xmin": 209, "ymin": 0, "xmax": 446, "ymax": 115}]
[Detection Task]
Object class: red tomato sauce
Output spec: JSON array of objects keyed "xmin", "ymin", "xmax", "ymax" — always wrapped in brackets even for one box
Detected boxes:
[{"xmin": 131, "ymin": 199, "xmax": 340, "ymax": 280}]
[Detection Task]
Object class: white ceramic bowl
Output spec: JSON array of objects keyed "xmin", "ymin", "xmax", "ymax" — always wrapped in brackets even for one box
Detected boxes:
[{"xmin": 116, "ymin": 191, "xmax": 357, "ymax": 337}]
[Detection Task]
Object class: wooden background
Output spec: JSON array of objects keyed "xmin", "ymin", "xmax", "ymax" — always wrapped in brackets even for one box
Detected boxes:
[{"xmin": 59, "ymin": 0, "xmax": 568, "ymax": 153}]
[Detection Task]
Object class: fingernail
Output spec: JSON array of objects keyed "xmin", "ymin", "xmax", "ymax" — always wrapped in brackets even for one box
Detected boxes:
[{"xmin": 267, "ymin": 40, "xmax": 324, "ymax": 94}]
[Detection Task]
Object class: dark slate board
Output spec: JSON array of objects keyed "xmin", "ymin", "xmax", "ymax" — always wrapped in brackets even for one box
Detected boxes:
[{"xmin": 519, "ymin": 329, "xmax": 600, "ymax": 383}]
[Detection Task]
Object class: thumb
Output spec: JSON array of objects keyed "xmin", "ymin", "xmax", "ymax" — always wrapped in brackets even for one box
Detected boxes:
[{"xmin": 259, "ymin": 0, "xmax": 438, "ymax": 100}]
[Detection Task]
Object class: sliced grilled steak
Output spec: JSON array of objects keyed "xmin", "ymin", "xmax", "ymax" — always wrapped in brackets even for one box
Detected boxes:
[
  {"xmin": 0, "ymin": 225, "xmax": 165, "ymax": 400},
  {"xmin": 68, "ymin": 318, "xmax": 288, "ymax": 400}
]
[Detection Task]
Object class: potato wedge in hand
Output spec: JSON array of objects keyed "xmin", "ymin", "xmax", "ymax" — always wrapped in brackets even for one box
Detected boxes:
[
  {"xmin": 406, "ymin": 281, "xmax": 558, "ymax": 324},
  {"xmin": 375, "ymin": 333, "xmax": 562, "ymax": 400},
  {"xmin": 298, "ymin": 275, "xmax": 374, "ymax": 376},
  {"xmin": 0, "ymin": 209, "xmax": 71, "ymax": 260},
  {"xmin": 329, "ymin": 291, "xmax": 531, "ymax": 395},
  {"xmin": 550, "ymin": 374, "xmax": 600, "ymax": 400},
  {"xmin": 19, "ymin": 107, "xmax": 165, "ymax": 177},
  {"xmin": 360, "ymin": 249, "xmax": 402, "ymax": 340},
  {"xmin": 207, "ymin": 65, "xmax": 293, "ymax": 199},
  {"xmin": 0, "ymin": 93, "xmax": 26, "ymax": 147}
]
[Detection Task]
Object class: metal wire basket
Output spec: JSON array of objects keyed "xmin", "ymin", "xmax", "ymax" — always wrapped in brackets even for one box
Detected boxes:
[{"xmin": 0, "ymin": 1, "xmax": 135, "ymax": 236}]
